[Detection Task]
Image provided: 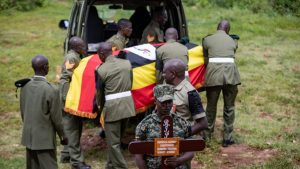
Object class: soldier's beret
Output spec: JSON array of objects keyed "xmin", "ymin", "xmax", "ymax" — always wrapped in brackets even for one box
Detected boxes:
[{"xmin": 15, "ymin": 78, "xmax": 31, "ymax": 88}]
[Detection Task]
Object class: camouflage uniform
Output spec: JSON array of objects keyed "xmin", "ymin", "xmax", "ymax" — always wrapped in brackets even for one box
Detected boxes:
[
  {"xmin": 135, "ymin": 112, "xmax": 191, "ymax": 169},
  {"xmin": 106, "ymin": 32, "xmax": 128, "ymax": 50},
  {"xmin": 135, "ymin": 84, "xmax": 192, "ymax": 169}
]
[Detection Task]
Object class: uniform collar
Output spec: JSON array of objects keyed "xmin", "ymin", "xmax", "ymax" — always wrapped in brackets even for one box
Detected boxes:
[
  {"xmin": 105, "ymin": 55, "xmax": 115, "ymax": 62},
  {"xmin": 116, "ymin": 32, "xmax": 126, "ymax": 41},
  {"xmin": 116, "ymin": 32, "xmax": 128, "ymax": 44},
  {"xmin": 174, "ymin": 79, "xmax": 187, "ymax": 91},
  {"xmin": 151, "ymin": 110, "xmax": 176, "ymax": 123},
  {"xmin": 68, "ymin": 49, "xmax": 80, "ymax": 58},
  {"xmin": 166, "ymin": 39, "xmax": 176, "ymax": 43},
  {"xmin": 33, "ymin": 75, "xmax": 47, "ymax": 80},
  {"xmin": 217, "ymin": 30, "xmax": 227, "ymax": 34},
  {"xmin": 151, "ymin": 111, "xmax": 162, "ymax": 123},
  {"xmin": 150, "ymin": 20, "xmax": 160, "ymax": 28}
]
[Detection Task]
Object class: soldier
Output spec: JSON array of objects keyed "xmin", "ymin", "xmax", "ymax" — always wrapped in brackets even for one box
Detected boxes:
[
  {"xmin": 140, "ymin": 7, "xmax": 168, "ymax": 44},
  {"xmin": 163, "ymin": 59, "xmax": 207, "ymax": 126},
  {"xmin": 106, "ymin": 18, "xmax": 132, "ymax": 51},
  {"xmin": 20, "ymin": 55, "xmax": 68, "ymax": 169},
  {"xmin": 163, "ymin": 59, "xmax": 208, "ymax": 169},
  {"xmin": 202, "ymin": 20, "xmax": 241, "ymax": 147},
  {"xmin": 134, "ymin": 84, "xmax": 203, "ymax": 169},
  {"xmin": 59, "ymin": 36, "xmax": 91, "ymax": 169},
  {"xmin": 96, "ymin": 42, "xmax": 136, "ymax": 169},
  {"xmin": 156, "ymin": 27, "xmax": 189, "ymax": 84}
]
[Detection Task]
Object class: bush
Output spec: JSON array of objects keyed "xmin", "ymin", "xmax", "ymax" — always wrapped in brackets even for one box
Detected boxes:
[
  {"xmin": 183, "ymin": 0, "xmax": 211, "ymax": 7},
  {"xmin": 0, "ymin": 0, "xmax": 49, "ymax": 11},
  {"xmin": 183, "ymin": 0, "xmax": 299, "ymax": 16},
  {"xmin": 270, "ymin": 0, "xmax": 300, "ymax": 16},
  {"xmin": 0, "ymin": 0, "xmax": 14, "ymax": 11}
]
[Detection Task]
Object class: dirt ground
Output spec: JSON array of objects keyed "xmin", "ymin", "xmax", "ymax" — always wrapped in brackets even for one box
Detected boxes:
[{"xmin": 80, "ymin": 128, "xmax": 278, "ymax": 169}]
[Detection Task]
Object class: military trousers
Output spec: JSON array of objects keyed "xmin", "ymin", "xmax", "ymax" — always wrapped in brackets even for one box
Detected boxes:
[
  {"xmin": 63, "ymin": 112, "xmax": 84, "ymax": 166},
  {"xmin": 105, "ymin": 118, "xmax": 129, "ymax": 169},
  {"xmin": 205, "ymin": 85, "xmax": 238, "ymax": 141},
  {"xmin": 26, "ymin": 148, "xmax": 57, "ymax": 169},
  {"xmin": 61, "ymin": 111, "xmax": 70, "ymax": 161}
]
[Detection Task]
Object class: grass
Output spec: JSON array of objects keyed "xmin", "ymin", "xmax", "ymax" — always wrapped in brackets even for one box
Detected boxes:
[{"xmin": 0, "ymin": 1, "xmax": 300, "ymax": 168}]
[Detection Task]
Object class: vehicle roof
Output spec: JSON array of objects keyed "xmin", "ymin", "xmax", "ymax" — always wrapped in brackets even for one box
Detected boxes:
[{"xmin": 85, "ymin": 0, "xmax": 181, "ymax": 8}]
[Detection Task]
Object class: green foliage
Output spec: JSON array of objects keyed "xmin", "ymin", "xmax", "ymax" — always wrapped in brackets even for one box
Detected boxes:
[
  {"xmin": 183, "ymin": 0, "xmax": 211, "ymax": 7},
  {"xmin": 270, "ymin": 0, "xmax": 300, "ymax": 16},
  {"xmin": 183, "ymin": 0, "xmax": 299, "ymax": 16},
  {"xmin": 0, "ymin": 0, "xmax": 300, "ymax": 168},
  {"xmin": 0, "ymin": 0, "xmax": 13, "ymax": 11},
  {"xmin": 0, "ymin": 0, "xmax": 49, "ymax": 11},
  {"xmin": 16, "ymin": 0, "xmax": 49, "ymax": 11}
]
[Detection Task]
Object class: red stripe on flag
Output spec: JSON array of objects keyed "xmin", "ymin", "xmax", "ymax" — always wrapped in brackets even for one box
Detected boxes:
[
  {"xmin": 78, "ymin": 54, "xmax": 101, "ymax": 113},
  {"xmin": 189, "ymin": 65, "xmax": 206, "ymax": 89},
  {"xmin": 132, "ymin": 83, "xmax": 156, "ymax": 113}
]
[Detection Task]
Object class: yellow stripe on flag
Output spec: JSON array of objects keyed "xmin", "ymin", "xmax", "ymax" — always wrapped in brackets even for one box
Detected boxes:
[
  {"xmin": 65, "ymin": 56, "xmax": 91, "ymax": 111},
  {"xmin": 188, "ymin": 46, "xmax": 204, "ymax": 70},
  {"xmin": 132, "ymin": 62, "xmax": 156, "ymax": 90}
]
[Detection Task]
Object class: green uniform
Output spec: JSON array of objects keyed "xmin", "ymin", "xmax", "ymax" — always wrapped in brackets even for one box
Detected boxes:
[
  {"xmin": 174, "ymin": 79, "xmax": 206, "ymax": 124},
  {"xmin": 202, "ymin": 30, "xmax": 241, "ymax": 141},
  {"xmin": 59, "ymin": 50, "xmax": 84, "ymax": 165},
  {"xmin": 174, "ymin": 79, "xmax": 206, "ymax": 169},
  {"xmin": 20, "ymin": 76, "xmax": 65, "ymax": 169},
  {"xmin": 96, "ymin": 55, "xmax": 136, "ymax": 169},
  {"xmin": 140, "ymin": 20, "xmax": 164, "ymax": 44},
  {"xmin": 156, "ymin": 39, "xmax": 189, "ymax": 84},
  {"xmin": 106, "ymin": 32, "xmax": 129, "ymax": 50}
]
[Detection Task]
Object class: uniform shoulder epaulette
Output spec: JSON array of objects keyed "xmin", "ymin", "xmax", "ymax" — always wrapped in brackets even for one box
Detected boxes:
[
  {"xmin": 202, "ymin": 34, "xmax": 212, "ymax": 41},
  {"xmin": 204, "ymin": 34, "xmax": 213, "ymax": 38}
]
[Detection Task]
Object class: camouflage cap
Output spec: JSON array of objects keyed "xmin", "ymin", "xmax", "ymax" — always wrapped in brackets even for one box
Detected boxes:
[{"xmin": 153, "ymin": 84, "xmax": 174, "ymax": 102}]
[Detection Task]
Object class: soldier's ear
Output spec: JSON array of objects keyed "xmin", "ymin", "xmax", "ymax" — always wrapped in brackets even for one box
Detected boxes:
[{"xmin": 171, "ymin": 71, "xmax": 176, "ymax": 78}]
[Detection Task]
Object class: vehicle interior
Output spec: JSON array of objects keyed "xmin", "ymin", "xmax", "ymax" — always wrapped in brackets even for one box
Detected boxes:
[{"xmin": 62, "ymin": 0, "xmax": 187, "ymax": 54}]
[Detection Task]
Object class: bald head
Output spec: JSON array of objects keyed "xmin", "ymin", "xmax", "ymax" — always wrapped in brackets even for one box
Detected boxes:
[
  {"xmin": 163, "ymin": 58, "xmax": 186, "ymax": 85},
  {"xmin": 97, "ymin": 42, "xmax": 112, "ymax": 62},
  {"xmin": 217, "ymin": 20, "xmax": 230, "ymax": 34},
  {"xmin": 165, "ymin": 27, "xmax": 178, "ymax": 41},
  {"xmin": 69, "ymin": 36, "xmax": 86, "ymax": 55},
  {"xmin": 32, "ymin": 55, "xmax": 49, "ymax": 76}
]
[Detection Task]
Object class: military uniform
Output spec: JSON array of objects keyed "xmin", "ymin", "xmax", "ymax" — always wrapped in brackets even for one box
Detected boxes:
[
  {"xmin": 202, "ymin": 30, "xmax": 241, "ymax": 142},
  {"xmin": 156, "ymin": 39, "xmax": 189, "ymax": 84},
  {"xmin": 135, "ymin": 112, "xmax": 191, "ymax": 169},
  {"xmin": 20, "ymin": 76, "xmax": 65, "ymax": 169},
  {"xmin": 174, "ymin": 79, "xmax": 206, "ymax": 124},
  {"xmin": 96, "ymin": 55, "xmax": 136, "ymax": 169},
  {"xmin": 59, "ymin": 50, "xmax": 85, "ymax": 166},
  {"xmin": 106, "ymin": 32, "xmax": 129, "ymax": 50},
  {"xmin": 140, "ymin": 20, "xmax": 164, "ymax": 44}
]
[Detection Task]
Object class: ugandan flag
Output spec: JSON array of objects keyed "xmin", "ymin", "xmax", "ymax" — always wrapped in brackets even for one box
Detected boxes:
[{"xmin": 64, "ymin": 43, "xmax": 206, "ymax": 118}]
